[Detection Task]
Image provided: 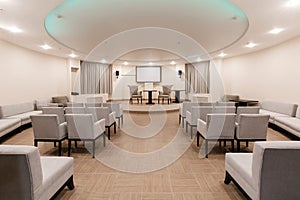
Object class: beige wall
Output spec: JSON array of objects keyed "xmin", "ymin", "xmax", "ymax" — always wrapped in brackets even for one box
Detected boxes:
[
  {"xmin": 0, "ymin": 40, "xmax": 70, "ymax": 105},
  {"xmin": 221, "ymin": 36, "xmax": 300, "ymax": 105}
]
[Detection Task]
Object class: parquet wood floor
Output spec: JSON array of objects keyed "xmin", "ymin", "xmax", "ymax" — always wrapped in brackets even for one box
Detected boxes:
[{"xmin": 2, "ymin": 111, "xmax": 291, "ymax": 200}]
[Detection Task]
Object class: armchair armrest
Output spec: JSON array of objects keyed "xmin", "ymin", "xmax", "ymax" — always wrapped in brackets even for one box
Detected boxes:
[
  {"xmin": 58, "ymin": 122, "xmax": 68, "ymax": 138},
  {"xmin": 94, "ymin": 119, "xmax": 105, "ymax": 137},
  {"xmin": 197, "ymin": 118, "xmax": 207, "ymax": 135}
]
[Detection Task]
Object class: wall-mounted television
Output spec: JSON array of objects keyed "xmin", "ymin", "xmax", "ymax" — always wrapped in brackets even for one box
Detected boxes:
[{"xmin": 136, "ymin": 66, "xmax": 161, "ymax": 83}]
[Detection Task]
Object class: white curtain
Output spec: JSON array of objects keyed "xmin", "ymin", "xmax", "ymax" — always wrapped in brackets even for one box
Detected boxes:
[
  {"xmin": 80, "ymin": 61, "xmax": 112, "ymax": 94},
  {"xmin": 185, "ymin": 61, "xmax": 210, "ymax": 94}
]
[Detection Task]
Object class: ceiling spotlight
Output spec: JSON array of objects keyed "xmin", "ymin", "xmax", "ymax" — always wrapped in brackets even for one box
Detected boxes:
[
  {"xmin": 245, "ymin": 42, "xmax": 257, "ymax": 48},
  {"xmin": 196, "ymin": 57, "xmax": 202, "ymax": 62},
  {"xmin": 269, "ymin": 28, "xmax": 284, "ymax": 34},
  {"xmin": 69, "ymin": 53, "xmax": 77, "ymax": 58},
  {"xmin": 149, "ymin": 62, "xmax": 153, "ymax": 65},
  {"xmin": 123, "ymin": 61, "xmax": 128, "ymax": 65},
  {"xmin": 41, "ymin": 44, "xmax": 52, "ymax": 50},
  {"xmin": 5, "ymin": 26, "xmax": 22, "ymax": 33},
  {"xmin": 170, "ymin": 61, "xmax": 176, "ymax": 65},
  {"xmin": 101, "ymin": 59, "xmax": 106, "ymax": 63},
  {"xmin": 218, "ymin": 53, "xmax": 227, "ymax": 58},
  {"xmin": 285, "ymin": 0, "xmax": 300, "ymax": 7}
]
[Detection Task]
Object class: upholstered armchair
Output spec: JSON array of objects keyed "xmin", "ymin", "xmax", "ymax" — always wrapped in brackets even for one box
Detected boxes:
[
  {"xmin": 65, "ymin": 107, "xmax": 86, "ymax": 114},
  {"xmin": 30, "ymin": 114, "xmax": 68, "ymax": 156},
  {"xmin": 178, "ymin": 102, "xmax": 199, "ymax": 125},
  {"xmin": 236, "ymin": 106, "xmax": 260, "ymax": 122},
  {"xmin": 66, "ymin": 102, "xmax": 84, "ymax": 107},
  {"xmin": 128, "ymin": 85, "xmax": 142, "ymax": 104},
  {"xmin": 65, "ymin": 114, "xmax": 106, "ymax": 158},
  {"xmin": 0, "ymin": 145, "xmax": 74, "ymax": 200},
  {"xmin": 235, "ymin": 114, "xmax": 270, "ymax": 151},
  {"xmin": 197, "ymin": 113, "xmax": 236, "ymax": 158},
  {"xmin": 158, "ymin": 85, "xmax": 173, "ymax": 104},
  {"xmin": 103, "ymin": 102, "xmax": 124, "ymax": 127},
  {"xmin": 225, "ymin": 141, "xmax": 300, "ymax": 200},
  {"xmin": 86, "ymin": 107, "xmax": 116, "ymax": 140}
]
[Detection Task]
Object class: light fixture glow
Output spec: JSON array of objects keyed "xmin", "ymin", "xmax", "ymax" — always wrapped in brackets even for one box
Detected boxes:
[
  {"xmin": 69, "ymin": 53, "xmax": 77, "ymax": 58},
  {"xmin": 4, "ymin": 26, "xmax": 22, "ymax": 33},
  {"xmin": 170, "ymin": 61, "xmax": 176, "ymax": 65},
  {"xmin": 196, "ymin": 57, "xmax": 202, "ymax": 62},
  {"xmin": 149, "ymin": 62, "xmax": 153, "ymax": 65},
  {"xmin": 269, "ymin": 28, "xmax": 284, "ymax": 34},
  {"xmin": 123, "ymin": 61, "xmax": 128, "ymax": 65},
  {"xmin": 285, "ymin": 0, "xmax": 300, "ymax": 7},
  {"xmin": 40, "ymin": 44, "xmax": 52, "ymax": 50},
  {"xmin": 101, "ymin": 59, "xmax": 106, "ymax": 63},
  {"xmin": 218, "ymin": 53, "xmax": 227, "ymax": 58},
  {"xmin": 245, "ymin": 42, "xmax": 257, "ymax": 48}
]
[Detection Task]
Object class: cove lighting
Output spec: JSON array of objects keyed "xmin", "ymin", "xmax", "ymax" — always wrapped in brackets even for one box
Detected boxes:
[
  {"xmin": 69, "ymin": 53, "xmax": 77, "ymax": 58},
  {"xmin": 285, "ymin": 0, "xmax": 300, "ymax": 7},
  {"xmin": 41, "ymin": 44, "xmax": 52, "ymax": 50},
  {"xmin": 218, "ymin": 53, "xmax": 227, "ymax": 58},
  {"xmin": 4, "ymin": 26, "xmax": 22, "ymax": 33},
  {"xmin": 269, "ymin": 28, "xmax": 284, "ymax": 34},
  {"xmin": 245, "ymin": 42, "xmax": 257, "ymax": 48}
]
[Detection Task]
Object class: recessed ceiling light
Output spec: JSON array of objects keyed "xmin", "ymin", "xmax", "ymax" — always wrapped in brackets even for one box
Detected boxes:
[
  {"xmin": 218, "ymin": 53, "xmax": 227, "ymax": 58},
  {"xmin": 4, "ymin": 26, "xmax": 22, "ymax": 33},
  {"xmin": 69, "ymin": 53, "xmax": 77, "ymax": 58},
  {"xmin": 170, "ymin": 61, "xmax": 176, "ymax": 65},
  {"xmin": 196, "ymin": 57, "xmax": 202, "ymax": 62},
  {"xmin": 123, "ymin": 61, "xmax": 128, "ymax": 65},
  {"xmin": 285, "ymin": 0, "xmax": 300, "ymax": 7},
  {"xmin": 101, "ymin": 59, "xmax": 106, "ymax": 63},
  {"xmin": 149, "ymin": 62, "xmax": 153, "ymax": 65},
  {"xmin": 40, "ymin": 44, "xmax": 52, "ymax": 50},
  {"xmin": 269, "ymin": 28, "xmax": 284, "ymax": 34},
  {"xmin": 245, "ymin": 42, "xmax": 257, "ymax": 48}
]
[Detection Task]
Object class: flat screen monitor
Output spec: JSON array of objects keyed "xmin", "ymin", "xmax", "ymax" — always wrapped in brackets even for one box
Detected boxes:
[{"xmin": 136, "ymin": 66, "xmax": 161, "ymax": 83}]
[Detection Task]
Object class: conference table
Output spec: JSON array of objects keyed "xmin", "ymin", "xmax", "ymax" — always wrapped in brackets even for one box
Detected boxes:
[{"xmin": 143, "ymin": 89, "xmax": 157, "ymax": 104}]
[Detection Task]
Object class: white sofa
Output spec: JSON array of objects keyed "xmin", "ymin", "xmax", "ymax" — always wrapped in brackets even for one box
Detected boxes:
[
  {"xmin": 259, "ymin": 100, "xmax": 299, "ymax": 138},
  {"xmin": 0, "ymin": 145, "xmax": 74, "ymax": 199},
  {"xmin": 225, "ymin": 141, "xmax": 300, "ymax": 200},
  {"xmin": 0, "ymin": 102, "xmax": 42, "ymax": 139}
]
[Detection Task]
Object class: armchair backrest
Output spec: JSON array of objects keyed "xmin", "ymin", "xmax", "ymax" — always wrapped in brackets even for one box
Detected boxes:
[
  {"xmin": 67, "ymin": 102, "xmax": 84, "ymax": 107},
  {"xmin": 65, "ymin": 114, "xmax": 94, "ymax": 139},
  {"xmin": 65, "ymin": 107, "xmax": 86, "ymax": 114},
  {"xmin": 199, "ymin": 106, "xmax": 213, "ymax": 121},
  {"xmin": 86, "ymin": 107, "xmax": 109, "ymax": 122},
  {"xmin": 236, "ymin": 106, "xmax": 259, "ymax": 119},
  {"xmin": 236, "ymin": 114, "xmax": 270, "ymax": 140},
  {"xmin": 252, "ymin": 141, "xmax": 300, "ymax": 200},
  {"xmin": 128, "ymin": 85, "xmax": 139, "ymax": 95},
  {"xmin": 87, "ymin": 97, "xmax": 103, "ymax": 104},
  {"xmin": 206, "ymin": 114, "xmax": 236, "ymax": 139},
  {"xmin": 42, "ymin": 107, "xmax": 65, "ymax": 124},
  {"xmin": 31, "ymin": 114, "xmax": 61, "ymax": 139},
  {"xmin": 217, "ymin": 101, "xmax": 236, "ymax": 107},
  {"xmin": 162, "ymin": 85, "xmax": 173, "ymax": 95},
  {"xmin": 85, "ymin": 102, "xmax": 102, "ymax": 107},
  {"xmin": 0, "ymin": 145, "xmax": 43, "ymax": 199},
  {"xmin": 181, "ymin": 102, "xmax": 199, "ymax": 117},
  {"xmin": 213, "ymin": 106, "xmax": 236, "ymax": 114},
  {"xmin": 103, "ymin": 102, "xmax": 123, "ymax": 117}
]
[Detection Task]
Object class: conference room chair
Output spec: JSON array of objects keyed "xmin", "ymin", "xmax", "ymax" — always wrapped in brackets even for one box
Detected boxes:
[
  {"xmin": 30, "ymin": 114, "xmax": 68, "ymax": 156},
  {"xmin": 65, "ymin": 107, "xmax": 86, "ymax": 114},
  {"xmin": 128, "ymin": 85, "xmax": 142, "ymax": 104},
  {"xmin": 86, "ymin": 107, "xmax": 116, "ymax": 140},
  {"xmin": 0, "ymin": 145, "xmax": 74, "ymax": 200},
  {"xmin": 65, "ymin": 114, "xmax": 106, "ymax": 158},
  {"xmin": 179, "ymin": 102, "xmax": 199, "ymax": 125},
  {"xmin": 235, "ymin": 114, "xmax": 270, "ymax": 152},
  {"xmin": 225, "ymin": 141, "xmax": 300, "ymax": 200},
  {"xmin": 103, "ymin": 102, "xmax": 124, "ymax": 127},
  {"xmin": 85, "ymin": 102, "xmax": 103, "ymax": 107},
  {"xmin": 236, "ymin": 106, "xmax": 260, "ymax": 122},
  {"xmin": 158, "ymin": 85, "xmax": 173, "ymax": 104},
  {"xmin": 197, "ymin": 113, "xmax": 236, "ymax": 158}
]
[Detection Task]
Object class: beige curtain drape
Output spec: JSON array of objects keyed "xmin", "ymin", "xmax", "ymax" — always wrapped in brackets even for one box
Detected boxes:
[
  {"xmin": 80, "ymin": 61, "xmax": 112, "ymax": 94},
  {"xmin": 185, "ymin": 61, "xmax": 210, "ymax": 94}
]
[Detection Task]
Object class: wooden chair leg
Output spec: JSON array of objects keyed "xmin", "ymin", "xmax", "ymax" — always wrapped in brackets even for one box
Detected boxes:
[
  {"xmin": 68, "ymin": 140, "xmax": 71, "ymax": 157},
  {"xmin": 231, "ymin": 140, "xmax": 234, "ymax": 152},
  {"xmin": 107, "ymin": 127, "xmax": 111, "ymax": 140},
  {"xmin": 67, "ymin": 176, "xmax": 75, "ymax": 190},
  {"xmin": 58, "ymin": 141, "xmax": 62, "ymax": 156},
  {"xmin": 103, "ymin": 133, "xmax": 106, "ymax": 147},
  {"xmin": 34, "ymin": 140, "xmax": 38, "ymax": 147},
  {"xmin": 197, "ymin": 132, "xmax": 200, "ymax": 146},
  {"xmin": 205, "ymin": 140, "xmax": 208, "ymax": 158},
  {"xmin": 92, "ymin": 140, "xmax": 95, "ymax": 158},
  {"xmin": 114, "ymin": 122, "xmax": 116, "ymax": 134},
  {"xmin": 237, "ymin": 141, "xmax": 240, "ymax": 152}
]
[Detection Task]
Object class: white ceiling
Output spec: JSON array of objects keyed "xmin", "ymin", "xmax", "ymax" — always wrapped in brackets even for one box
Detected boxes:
[{"xmin": 0, "ymin": 0, "xmax": 300, "ymax": 65}]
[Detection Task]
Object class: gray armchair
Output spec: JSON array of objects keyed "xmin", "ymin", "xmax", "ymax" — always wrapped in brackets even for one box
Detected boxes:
[
  {"xmin": 86, "ymin": 107, "xmax": 116, "ymax": 140},
  {"xmin": 65, "ymin": 114, "xmax": 106, "ymax": 158},
  {"xmin": 158, "ymin": 85, "xmax": 173, "ymax": 104},
  {"xmin": 197, "ymin": 113, "xmax": 236, "ymax": 158},
  {"xmin": 30, "ymin": 114, "xmax": 68, "ymax": 156},
  {"xmin": 103, "ymin": 102, "xmax": 124, "ymax": 127},
  {"xmin": 235, "ymin": 114, "xmax": 270, "ymax": 151},
  {"xmin": 42, "ymin": 107, "xmax": 65, "ymax": 124},
  {"xmin": 128, "ymin": 85, "xmax": 142, "ymax": 104},
  {"xmin": 0, "ymin": 145, "xmax": 74, "ymax": 200}
]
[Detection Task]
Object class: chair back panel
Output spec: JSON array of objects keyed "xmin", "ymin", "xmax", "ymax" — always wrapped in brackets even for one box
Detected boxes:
[
  {"xmin": 199, "ymin": 106, "xmax": 213, "ymax": 121},
  {"xmin": 236, "ymin": 106, "xmax": 259, "ymax": 121},
  {"xmin": 65, "ymin": 107, "xmax": 86, "ymax": 114},
  {"xmin": 182, "ymin": 102, "xmax": 199, "ymax": 117},
  {"xmin": 67, "ymin": 102, "xmax": 84, "ymax": 107},
  {"xmin": 0, "ymin": 145, "xmax": 43, "ymax": 199},
  {"xmin": 85, "ymin": 102, "xmax": 102, "ymax": 107},
  {"xmin": 31, "ymin": 115, "xmax": 60, "ymax": 139},
  {"xmin": 65, "ymin": 114, "xmax": 94, "ymax": 139},
  {"xmin": 206, "ymin": 114, "xmax": 236, "ymax": 139},
  {"xmin": 42, "ymin": 107, "xmax": 65, "ymax": 124},
  {"xmin": 236, "ymin": 114, "xmax": 269, "ymax": 139},
  {"xmin": 214, "ymin": 106, "xmax": 236, "ymax": 114}
]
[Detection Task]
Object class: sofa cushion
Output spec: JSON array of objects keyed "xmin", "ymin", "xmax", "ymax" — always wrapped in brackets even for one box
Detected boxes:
[
  {"xmin": 52, "ymin": 96, "xmax": 69, "ymax": 107},
  {"xmin": 7, "ymin": 110, "xmax": 42, "ymax": 125},
  {"xmin": 0, "ymin": 118, "xmax": 21, "ymax": 137},
  {"xmin": 259, "ymin": 109, "xmax": 288, "ymax": 121},
  {"xmin": 260, "ymin": 100, "xmax": 298, "ymax": 117},
  {"xmin": 274, "ymin": 116, "xmax": 300, "ymax": 132},
  {"xmin": 0, "ymin": 102, "xmax": 35, "ymax": 118}
]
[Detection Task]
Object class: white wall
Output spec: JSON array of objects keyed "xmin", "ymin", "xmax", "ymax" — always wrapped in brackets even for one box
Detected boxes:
[
  {"xmin": 0, "ymin": 40, "xmax": 70, "ymax": 105},
  {"xmin": 111, "ymin": 64, "xmax": 185, "ymax": 100},
  {"xmin": 220, "ymin": 36, "xmax": 300, "ymax": 105}
]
